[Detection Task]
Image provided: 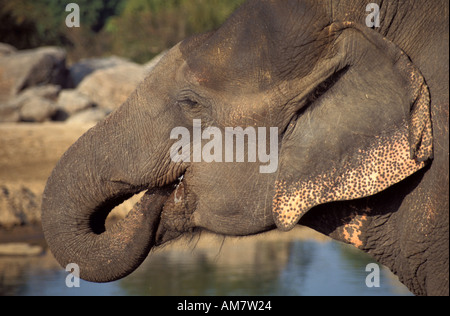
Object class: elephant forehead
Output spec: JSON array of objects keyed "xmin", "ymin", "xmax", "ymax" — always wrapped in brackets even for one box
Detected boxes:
[
  {"xmin": 179, "ymin": 20, "xmax": 277, "ymax": 91},
  {"xmin": 184, "ymin": 55, "xmax": 273, "ymax": 93}
]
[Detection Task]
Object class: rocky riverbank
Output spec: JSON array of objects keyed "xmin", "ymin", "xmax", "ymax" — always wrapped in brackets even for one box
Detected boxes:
[{"xmin": 0, "ymin": 42, "xmax": 165, "ymax": 124}]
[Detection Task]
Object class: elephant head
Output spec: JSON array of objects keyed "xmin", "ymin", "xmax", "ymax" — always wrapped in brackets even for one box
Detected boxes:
[{"xmin": 42, "ymin": 0, "xmax": 436, "ymax": 284}]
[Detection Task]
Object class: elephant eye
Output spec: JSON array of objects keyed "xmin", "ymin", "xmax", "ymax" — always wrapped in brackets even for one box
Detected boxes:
[
  {"xmin": 180, "ymin": 98, "xmax": 199, "ymax": 107},
  {"xmin": 176, "ymin": 89, "xmax": 210, "ymax": 111}
]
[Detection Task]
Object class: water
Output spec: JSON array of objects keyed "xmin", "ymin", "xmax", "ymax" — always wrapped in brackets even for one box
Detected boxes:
[{"xmin": 0, "ymin": 228, "xmax": 412, "ymax": 296}]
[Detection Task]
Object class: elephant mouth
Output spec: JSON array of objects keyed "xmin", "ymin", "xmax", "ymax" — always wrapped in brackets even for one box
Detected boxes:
[
  {"xmin": 119, "ymin": 171, "xmax": 192, "ymax": 245},
  {"xmin": 91, "ymin": 169, "xmax": 190, "ymax": 242},
  {"xmin": 154, "ymin": 172, "xmax": 194, "ymax": 245}
]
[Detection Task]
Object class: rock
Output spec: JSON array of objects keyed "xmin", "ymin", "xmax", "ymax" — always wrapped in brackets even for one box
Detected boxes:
[
  {"xmin": 0, "ymin": 85, "xmax": 61, "ymax": 123},
  {"xmin": 0, "ymin": 43, "xmax": 17, "ymax": 56},
  {"xmin": 20, "ymin": 98, "xmax": 58, "ymax": 123},
  {"xmin": 0, "ymin": 243, "xmax": 43, "ymax": 256},
  {"xmin": 69, "ymin": 56, "xmax": 137, "ymax": 87},
  {"xmin": 0, "ymin": 46, "xmax": 69, "ymax": 105},
  {"xmin": 57, "ymin": 89, "xmax": 94, "ymax": 117},
  {"xmin": 1, "ymin": 49, "xmax": 167, "ymax": 122},
  {"xmin": 18, "ymin": 85, "xmax": 61, "ymax": 101},
  {"xmin": 75, "ymin": 52, "xmax": 168, "ymax": 111},
  {"xmin": 77, "ymin": 63, "xmax": 146, "ymax": 111},
  {"xmin": 65, "ymin": 107, "xmax": 111, "ymax": 124}
]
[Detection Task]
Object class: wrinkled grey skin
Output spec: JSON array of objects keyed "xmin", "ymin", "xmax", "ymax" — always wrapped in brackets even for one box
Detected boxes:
[{"xmin": 42, "ymin": 0, "xmax": 448, "ymax": 295}]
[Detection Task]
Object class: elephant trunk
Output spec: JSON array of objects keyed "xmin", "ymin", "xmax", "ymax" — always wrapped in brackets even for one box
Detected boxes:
[{"xmin": 41, "ymin": 91, "xmax": 180, "ymax": 283}]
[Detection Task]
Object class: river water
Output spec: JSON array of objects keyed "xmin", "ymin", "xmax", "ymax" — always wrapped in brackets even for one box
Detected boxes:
[{"xmin": 0, "ymin": 227, "xmax": 412, "ymax": 296}]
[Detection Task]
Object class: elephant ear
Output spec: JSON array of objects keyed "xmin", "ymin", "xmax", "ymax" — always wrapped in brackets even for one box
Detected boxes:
[{"xmin": 273, "ymin": 22, "xmax": 433, "ymax": 231}]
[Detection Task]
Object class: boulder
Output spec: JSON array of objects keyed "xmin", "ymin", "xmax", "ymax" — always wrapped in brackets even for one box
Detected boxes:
[
  {"xmin": 19, "ymin": 98, "xmax": 58, "ymax": 123},
  {"xmin": 17, "ymin": 85, "xmax": 61, "ymax": 101},
  {"xmin": 77, "ymin": 63, "xmax": 146, "ymax": 111},
  {"xmin": 0, "ymin": 43, "xmax": 17, "ymax": 56},
  {"xmin": 0, "ymin": 85, "xmax": 60, "ymax": 123},
  {"xmin": 57, "ymin": 89, "xmax": 94, "ymax": 117},
  {"xmin": 0, "ymin": 46, "xmax": 68, "ymax": 105},
  {"xmin": 69, "ymin": 55, "xmax": 137, "ymax": 87}
]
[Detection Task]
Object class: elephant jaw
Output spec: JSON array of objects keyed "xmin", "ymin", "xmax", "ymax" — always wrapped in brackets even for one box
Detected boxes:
[{"xmin": 152, "ymin": 174, "xmax": 194, "ymax": 246}]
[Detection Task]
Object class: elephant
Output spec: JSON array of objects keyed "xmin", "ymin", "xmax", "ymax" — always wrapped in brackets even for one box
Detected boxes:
[{"xmin": 41, "ymin": 0, "xmax": 449, "ymax": 296}]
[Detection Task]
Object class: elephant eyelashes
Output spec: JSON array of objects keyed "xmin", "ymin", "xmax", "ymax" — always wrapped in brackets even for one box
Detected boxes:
[
  {"xmin": 180, "ymin": 99, "xmax": 199, "ymax": 108},
  {"xmin": 177, "ymin": 90, "xmax": 204, "ymax": 109}
]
